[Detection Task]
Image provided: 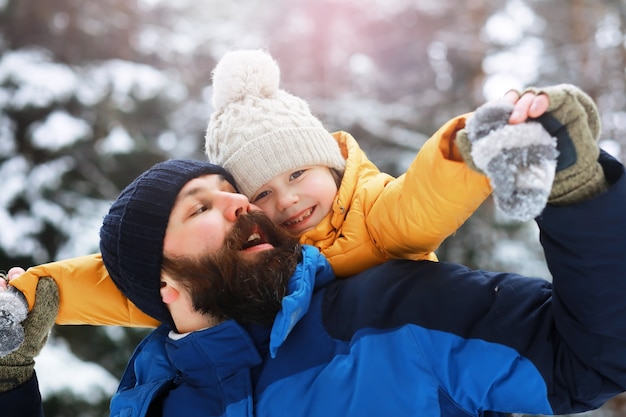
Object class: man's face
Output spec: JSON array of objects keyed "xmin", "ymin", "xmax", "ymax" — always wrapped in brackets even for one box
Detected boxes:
[
  {"xmin": 164, "ymin": 174, "xmax": 257, "ymax": 259},
  {"xmin": 162, "ymin": 174, "xmax": 301, "ymax": 325}
]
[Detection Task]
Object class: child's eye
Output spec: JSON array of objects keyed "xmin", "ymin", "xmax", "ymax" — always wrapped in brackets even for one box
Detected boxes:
[
  {"xmin": 253, "ymin": 190, "xmax": 270, "ymax": 203},
  {"xmin": 289, "ymin": 170, "xmax": 306, "ymax": 181}
]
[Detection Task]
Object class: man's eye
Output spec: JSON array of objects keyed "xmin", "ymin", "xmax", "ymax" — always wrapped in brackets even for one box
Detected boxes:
[
  {"xmin": 253, "ymin": 190, "xmax": 270, "ymax": 202},
  {"xmin": 290, "ymin": 170, "xmax": 305, "ymax": 181},
  {"xmin": 192, "ymin": 205, "xmax": 208, "ymax": 216}
]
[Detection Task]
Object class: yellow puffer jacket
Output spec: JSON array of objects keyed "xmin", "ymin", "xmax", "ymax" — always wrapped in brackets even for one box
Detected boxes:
[
  {"xmin": 11, "ymin": 113, "xmax": 491, "ymax": 327},
  {"xmin": 309, "ymin": 115, "xmax": 492, "ymax": 276}
]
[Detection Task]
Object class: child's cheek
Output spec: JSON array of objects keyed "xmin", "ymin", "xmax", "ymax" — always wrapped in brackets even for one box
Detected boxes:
[{"xmin": 256, "ymin": 201, "xmax": 279, "ymax": 223}]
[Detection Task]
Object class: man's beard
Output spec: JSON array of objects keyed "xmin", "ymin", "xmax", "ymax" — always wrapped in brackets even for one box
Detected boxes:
[{"xmin": 162, "ymin": 211, "xmax": 302, "ymax": 326}]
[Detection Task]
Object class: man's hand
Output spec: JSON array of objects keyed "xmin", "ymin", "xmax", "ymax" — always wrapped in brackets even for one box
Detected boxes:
[
  {"xmin": 0, "ymin": 268, "xmax": 26, "ymax": 291},
  {"xmin": 521, "ymin": 84, "xmax": 609, "ymax": 204},
  {"xmin": 505, "ymin": 90, "xmax": 550, "ymax": 124},
  {"xmin": 0, "ymin": 276, "xmax": 58, "ymax": 393}
]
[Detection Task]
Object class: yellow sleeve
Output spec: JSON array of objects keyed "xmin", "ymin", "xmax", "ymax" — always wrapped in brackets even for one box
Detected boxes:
[
  {"xmin": 367, "ymin": 113, "xmax": 492, "ymax": 259},
  {"xmin": 10, "ymin": 253, "xmax": 159, "ymax": 328}
]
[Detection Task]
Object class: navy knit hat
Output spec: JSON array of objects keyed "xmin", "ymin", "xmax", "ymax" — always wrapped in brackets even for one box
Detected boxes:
[{"xmin": 99, "ymin": 159, "xmax": 236, "ymax": 328}]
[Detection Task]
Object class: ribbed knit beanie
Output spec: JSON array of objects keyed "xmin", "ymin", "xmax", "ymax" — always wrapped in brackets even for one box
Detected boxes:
[
  {"xmin": 99, "ymin": 159, "xmax": 236, "ymax": 328},
  {"xmin": 205, "ymin": 49, "xmax": 346, "ymax": 198}
]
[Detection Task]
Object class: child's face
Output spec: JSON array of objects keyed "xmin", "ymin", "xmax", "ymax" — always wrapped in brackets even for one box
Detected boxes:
[{"xmin": 251, "ymin": 165, "xmax": 339, "ymax": 236}]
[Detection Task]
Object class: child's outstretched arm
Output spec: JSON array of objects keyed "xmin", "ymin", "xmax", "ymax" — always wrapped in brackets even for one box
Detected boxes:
[
  {"xmin": 366, "ymin": 89, "xmax": 556, "ymax": 259},
  {"xmin": 364, "ymin": 113, "xmax": 492, "ymax": 260},
  {"xmin": 9, "ymin": 254, "xmax": 159, "ymax": 327}
]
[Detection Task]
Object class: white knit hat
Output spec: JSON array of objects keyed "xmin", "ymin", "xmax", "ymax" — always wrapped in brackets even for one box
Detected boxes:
[{"xmin": 205, "ymin": 49, "xmax": 346, "ymax": 198}]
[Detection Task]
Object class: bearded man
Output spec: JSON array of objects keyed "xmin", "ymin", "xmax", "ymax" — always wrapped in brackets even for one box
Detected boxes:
[{"xmin": 111, "ymin": 142, "xmax": 626, "ymax": 417}]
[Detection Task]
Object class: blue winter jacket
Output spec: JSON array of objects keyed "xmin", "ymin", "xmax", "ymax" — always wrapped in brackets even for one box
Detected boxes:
[{"xmin": 109, "ymin": 152, "xmax": 626, "ymax": 417}]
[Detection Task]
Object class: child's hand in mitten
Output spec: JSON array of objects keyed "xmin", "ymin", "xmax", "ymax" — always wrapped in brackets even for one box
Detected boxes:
[
  {"xmin": 0, "ymin": 281, "xmax": 28, "ymax": 358},
  {"xmin": 455, "ymin": 100, "xmax": 559, "ymax": 221}
]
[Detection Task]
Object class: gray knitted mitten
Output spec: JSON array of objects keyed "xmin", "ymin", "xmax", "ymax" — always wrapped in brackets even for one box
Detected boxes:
[
  {"xmin": 456, "ymin": 101, "xmax": 559, "ymax": 221},
  {"xmin": 0, "ymin": 287, "xmax": 28, "ymax": 357},
  {"xmin": 0, "ymin": 277, "xmax": 59, "ymax": 392}
]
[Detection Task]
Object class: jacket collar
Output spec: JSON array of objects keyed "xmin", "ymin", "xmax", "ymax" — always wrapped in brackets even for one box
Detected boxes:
[
  {"xmin": 164, "ymin": 320, "xmax": 262, "ymax": 384},
  {"xmin": 268, "ymin": 245, "xmax": 335, "ymax": 357}
]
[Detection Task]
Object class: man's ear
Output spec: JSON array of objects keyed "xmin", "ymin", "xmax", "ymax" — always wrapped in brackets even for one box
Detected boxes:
[{"xmin": 160, "ymin": 276, "xmax": 181, "ymax": 305}]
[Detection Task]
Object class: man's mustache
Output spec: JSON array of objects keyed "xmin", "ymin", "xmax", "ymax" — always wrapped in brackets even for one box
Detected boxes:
[{"xmin": 224, "ymin": 210, "xmax": 291, "ymax": 253}]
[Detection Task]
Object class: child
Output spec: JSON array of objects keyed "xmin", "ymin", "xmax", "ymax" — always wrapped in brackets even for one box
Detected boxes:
[{"xmin": 205, "ymin": 49, "xmax": 492, "ymax": 277}]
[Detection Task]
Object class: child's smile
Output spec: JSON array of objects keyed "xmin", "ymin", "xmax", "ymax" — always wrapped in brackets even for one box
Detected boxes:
[{"xmin": 282, "ymin": 206, "xmax": 316, "ymax": 233}]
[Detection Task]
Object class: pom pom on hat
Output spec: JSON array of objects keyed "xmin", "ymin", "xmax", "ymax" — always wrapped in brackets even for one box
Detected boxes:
[
  {"xmin": 99, "ymin": 159, "xmax": 236, "ymax": 329},
  {"xmin": 205, "ymin": 49, "xmax": 346, "ymax": 198},
  {"xmin": 211, "ymin": 49, "xmax": 281, "ymax": 109}
]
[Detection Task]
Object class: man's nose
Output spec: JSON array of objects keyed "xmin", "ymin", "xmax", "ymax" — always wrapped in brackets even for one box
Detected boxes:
[{"xmin": 222, "ymin": 192, "xmax": 252, "ymax": 221}]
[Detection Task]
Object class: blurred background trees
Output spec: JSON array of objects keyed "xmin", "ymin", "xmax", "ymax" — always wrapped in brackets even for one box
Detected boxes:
[{"xmin": 1, "ymin": 0, "xmax": 624, "ymax": 415}]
